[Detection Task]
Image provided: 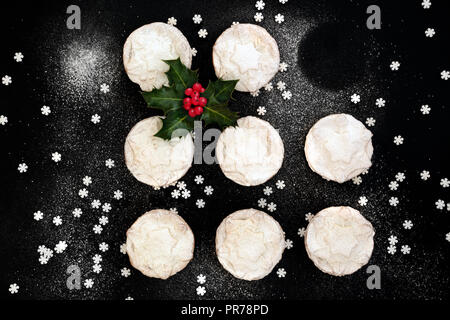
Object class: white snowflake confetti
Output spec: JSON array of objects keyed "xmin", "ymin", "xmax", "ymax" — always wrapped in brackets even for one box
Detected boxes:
[
  {"xmin": 93, "ymin": 224, "xmax": 103, "ymax": 234},
  {"xmin": 9, "ymin": 284, "xmax": 19, "ymax": 294},
  {"xmin": 177, "ymin": 181, "xmax": 187, "ymax": 190},
  {"xmin": 34, "ymin": 210, "xmax": 44, "ymax": 221},
  {"xmin": 53, "ymin": 216, "xmax": 62, "ymax": 226},
  {"xmin": 181, "ymin": 189, "xmax": 191, "ymax": 199},
  {"xmin": 192, "ymin": 14, "xmax": 202, "ymax": 24},
  {"xmin": 2, "ymin": 75, "xmax": 12, "ymax": 85},
  {"xmin": 389, "ymin": 181, "xmax": 399, "ymax": 191},
  {"xmin": 204, "ymin": 185, "xmax": 214, "ymax": 196},
  {"xmin": 297, "ymin": 227, "xmax": 306, "ymax": 237},
  {"xmin": 258, "ymin": 198, "xmax": 267, "ymax": 208},
  {"xmin": 358, "ymin": 196, "xmax": 368, "ymax": 206},
  {"xmin": 41, "ymin": 105, "xmax": 51, "ymax": 116},
  {"xmin": 72, "ymin": 208, "xmax": 82, "ymax": 218},
  {"xmin": 91, "ymin": 114, "xmax": 101, "ymax": 124},
  {"xmin": 264, "ymin": 82, "xmax": 273, "ymax": 91},
  {"xmin": 194, "ymin": 175, "xmax": 204, "ymax": 184},
  {"xmin": 100, "ymin": 83, "xmax": 110, "ymax": 93},
  {"xmin": 91, "ymin": 199, "xmax": 101, "ymax": 209},
  {"xmin": 191, "ymin": 47, "xmax": 197, "ymax": 56},
  {"xmin": 440, "ymin": 70, "xmax": 449, "ymax": 80},
  {"xmin": 365, "ymin": 117, "xmax": 376, "ymax": 127},
  {"xmin": 279, "ymin": 62, "xmax": 288, "ymax": 72},
  {"xmin": 395, "ymin": 172, "xmax": 406, "ymax": 182},
  {"xmin": 196, "ymin": 199, "xmax": 205, "ymax": 208},
  {"xmin": 254, "ymin": 12, "xmax": 264, "ymax": 22},
  {"xmin": 0, "ymin": 115, "xmax": 8, "ymax": 125},
  {"xmin": 276, "ymin": 81, "xmax": 286, "ymax": 91},
  {"xmin": 305, "ymin": 212, "xmax": 314, "ymax": 221},
  {"xmin": 435, "ymin": 199, "xmax": 445, "ymax": 210},
  {"xmin": 285, "ymin": 239, "xmax": 293, "ymax": 249},
  {"xmin": 277, "ymin": 268, "xmax": 286, "ymax": 278},
  {"xmin": 421, "ymin": 0, "xmax": 431, "ymax": 9},
  {"xmin": 196, "ymin": 286, "xmax": 206, "ymax": 296},
  {"xmin": 82, "ymin": 176, "xmax": 92, "ymax": 186},
  {"xmin": 99, "ymin": 242, "xmax": 109, "ymax": 252},
  {"xmin": 171, "ymin": 189, "xmax": 181, "ymax": 199},
  {"xmin": 267, "ymin": 202, "xmax": 277, "ymax": 212},
  {"xmin": 420, "ymin": 104, "xmax": 431, "ymax": 114},
  {"xmin": 105, "ymin": 159, "xmax": 115, "ymax": 168},
  {"xmin": 84, "ymin": 279, "xmax": 94, "ymax": 289},
  {"xmin": 351, "ymin": 93, "xmax": 361, "ymax": 104},
  {"xmin": 99, "ymin": 216, "xmax": 109, "ymax": 225},
  {"xmin": 257, "ymin": 106, "xmax": 267, "ymax": 115},
  {"xmin": 102, "ymin": 203, "xmax": 112, "ymax": 212},
  {"xmin": 274, "ymin": 13, "xmax": 284, "ymax": 24},
  {"xmin": 263, "ymin": 186, "xmax": 273, "ymax": 196},
  {"xmin": 352, "ymin": 176, "xmax": 362, "ymax": 185},
  {"xmin": 375, "ymin": 98, "xmax": 386, "ymax": 107},
  {"xmin": 388, "ymin": 235, "xmax": 398, "ymax": 245},
  {"xmin": 393, "ymin": 135, "xmax": 404, "ymax": 145},
  {"xmin": 279, "ymin": 0, "xmax": 288, "ymax": 3},
  {"xmin": 114, "ymin": 190, "xmax": 123, "ymax": 200},
  {"xmin": 197, "ymin": 274, "xmax": 206, "ymax": 284},
  {"xmin": 121, "ymin": 267, "xmax": 131, "ymax": 277},
  {"xmin": 120, "ymin": 243, "xmax": 127, "ymax": 254},
  {"xmin": 401, "ymin": 245, "xmax": 411, "ymax": 254},
  {"xmin": 390, "ymin": 61, "xmax": 400, "ymax": 71},
  {"xmin": 169, "ymin": 207, "xmax": 178, "ymax": 214},
  {"xmin": 282, "ymin": 90, "xmax": 292, "ymax": 100},
  {"xmin": 403, "ymin": 220, "xmax": 413, "ymax": 229},
  {"xmin": 54, "ymin": 241, "xmax": 67, "ymax": 253},
  {"xmin": 18, "ymin": 163, "xmax": 28, "ymax": 173},
  {"xmin": 51, "ymin": 152, "xmax": 62, "ymax": 162},
  {"xmin": 387, "ymin": 245, "xmax": 396, "ymax": 255},
  {"xmin": 440, "ymin": 178, "xmax": 449, "ymax": 188},
  {"xmin": 255, "ymin": 0, "xmax": 265, "ymax": 10},
  {"xmin": 14, "ymin": 52, "xmax": 24, "ymax": 62},
  {"xmin": 167, "ymin": 17, "xmax": 177, "ymax": 26},
  {"xmin": 276, "ymin": 180, "xmax": 285, "ymax": 189},
  {"xmin": 389, "ymin": 197, "xmax": 399, "ymax": 207},
  {"xmin": 78, "ymin": 188, "xmax": 88, "ymax": 198},
  {"xmin": 250, "ymin": 90, "xmax": 260, "ymax": 97},
  {"xmin": 198, "ymin": 29, "xmax": 208, "ymax": 38},
  {"xmin": 425, "ymin": 28, "xmax": 435, "ymax": 37},
  {"xmin": 420, "ymin": 170, "xmax": 430, "ymax": 180}
]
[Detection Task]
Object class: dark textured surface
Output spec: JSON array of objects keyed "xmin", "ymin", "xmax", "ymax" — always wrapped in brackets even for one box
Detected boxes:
[{"xmin": 0, "ymin": 0, "xmax": 449, "ymax": 300}]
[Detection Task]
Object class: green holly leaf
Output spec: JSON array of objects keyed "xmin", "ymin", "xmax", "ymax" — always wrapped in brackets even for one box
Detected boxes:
[
  {"xmin": 140, "ymin": 86, "xmax": 183, "ymax": 114},
  {"xmin": 164, "ymin": 58, "xmax": 198, "ymax": 91},
  {"xmin": 154, "ymin": 108, "xmax": 194, "ymax": 140},
  {"xmin": 201, "ymin": 79, "xmax": 239, "ymax": 129},
  {"xmin": 141, "ymin": 58, "xmax": 199, "ymax": 114}
]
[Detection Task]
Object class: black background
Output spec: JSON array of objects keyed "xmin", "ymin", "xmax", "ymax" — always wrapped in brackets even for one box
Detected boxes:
[{"xmin": 0, "ymin": 0, "xmax": 449, "ymax": 300}]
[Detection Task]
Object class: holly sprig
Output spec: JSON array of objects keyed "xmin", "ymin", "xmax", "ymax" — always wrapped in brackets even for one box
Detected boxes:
[{"xmin": 141, "ymin": 58, "xmax": 238, "ymax": 140}]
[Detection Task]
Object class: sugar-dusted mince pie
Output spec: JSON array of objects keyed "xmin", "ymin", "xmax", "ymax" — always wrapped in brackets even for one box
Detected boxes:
[
  {"xmin": 215, "ymin": 208, "xmax": 285, "ymax": 281},
  {"xmin": 216, "ymin": 116, "xmax": 284, "ymax": 186},
  {"xmin": 126, "ymin": 209, "xmax": 195, "ymax": 279},
  {"xmin": 124, "ymin": 116, "xmax": 194, "ymax": 188},
  {"xmin": 123, "ymin": 22, "xmax": 193, "ymax": 91},
  {"xmin": 304, "ymin": 206, "xmax": 375, "ymax": 276},
  {"xmin": 304, "ymin": 113, "xmax": 373, "ymax": 183},
  {"xmin": 212, "ymin": 23, "xmax": 280, "ymax": 92}
]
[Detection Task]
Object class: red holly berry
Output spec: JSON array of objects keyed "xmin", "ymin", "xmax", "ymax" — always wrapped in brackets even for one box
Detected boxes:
[
  {"xmin": 183, "ymin": 97, "xmax": 192, "ymax": 105},
  {"xmin": 199, "ymin": 97, "xmax": 207, "ymax": 106},
  {"xmin": 183, "ymin": 103, "xmax": 191, "ymax": 110},
  {"xmin": 192, "ymin": 82, "xmax": 202, "ymax": 92},
  {"xmin": 188, "ymin": 108, "xmax": 197, "ymax": 117},
  {"xmin": 200, "ymin": 87, "xmax": 205, "ymax": 93},
  {"xmin": 184, "ymin": 88, "xmax": 193, "ymax": 96},
  {"xmin": 194, "ymin": 106, "xmax": 203, "ymax": 115}
]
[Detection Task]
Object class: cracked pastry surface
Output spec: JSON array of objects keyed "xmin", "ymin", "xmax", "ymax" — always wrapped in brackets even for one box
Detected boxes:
[
  {"xmin": 304, "ymin": 113, "xmax": 373, "ymax": 183},
  {"xmin": 212, "ymin": 23, "xmax": 279, "ymax": 92},
  {"xmin": 126, "ymin": 209, "xmax": 194, "ymax": 279},
  {"xmin": 124, "ymin": 116, "xmax": 194, "ymax": 188},
  {"xmin": 215, "ymin": 208, "xmax": 285, "ymax": 281},
  {"xmin": 123, "ymin": 22, "xmax": 192, "ymax": 91},
  {"xmin": 304, "ymin": 206, "xmax": 375, "ymax": 276},
  {"xmin": 216, "ymin": 116, "xmax": 284, "ymax": 186}
]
